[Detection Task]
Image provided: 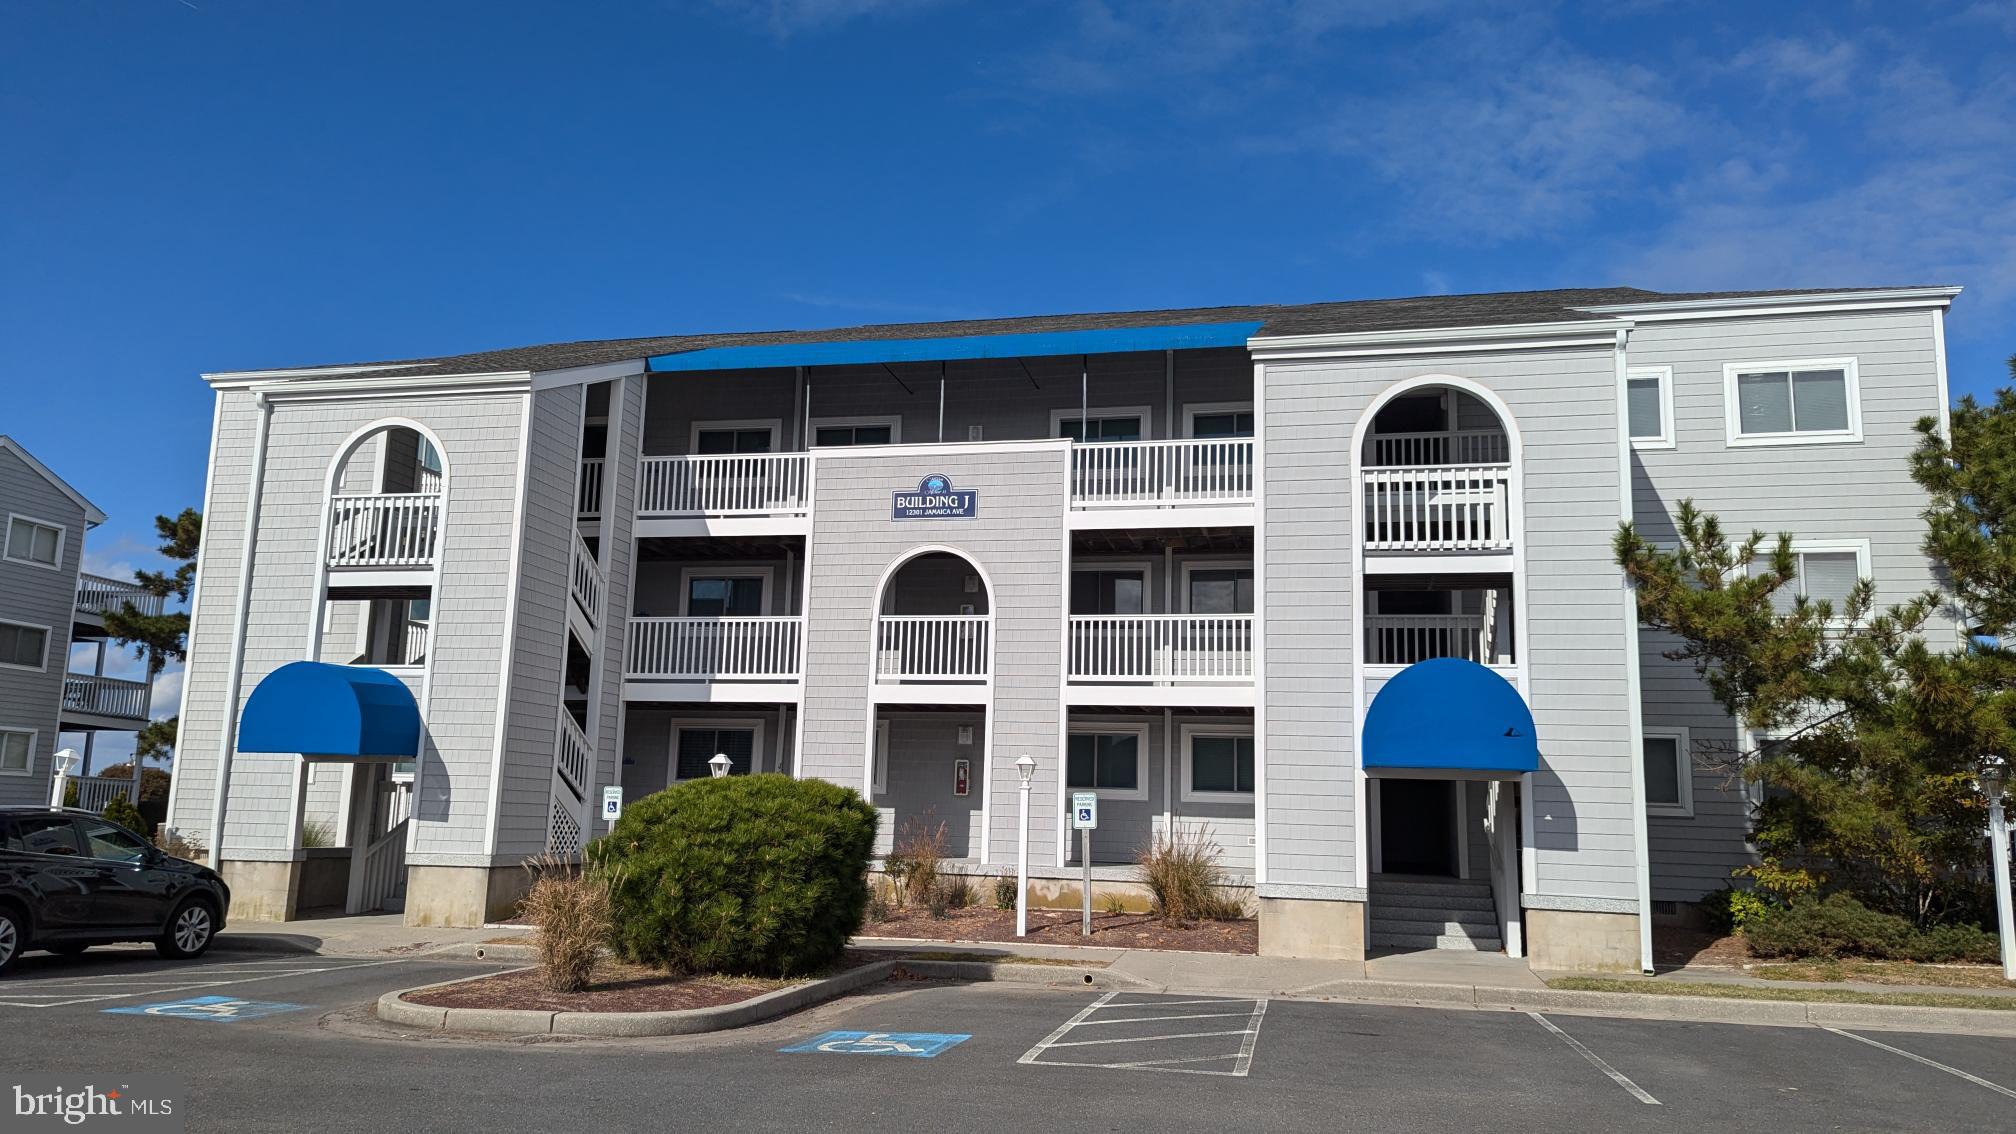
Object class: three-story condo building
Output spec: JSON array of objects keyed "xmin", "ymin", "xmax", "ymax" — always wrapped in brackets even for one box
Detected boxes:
[{"xmin": 165, "ymin": 284, "xmax": 1960, "ymax": 971}]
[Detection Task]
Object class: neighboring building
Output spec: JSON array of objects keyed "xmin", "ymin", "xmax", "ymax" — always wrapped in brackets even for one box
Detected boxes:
[
  {"xmin": 163, "ymin": 285, "xmax": 1959, "ymax": 972},
  {"xmin": 0, "ymin": 436, "xmax": 161, "ymax": 809}
]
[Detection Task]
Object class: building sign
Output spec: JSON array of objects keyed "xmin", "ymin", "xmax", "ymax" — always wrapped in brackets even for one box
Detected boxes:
[{"xmin": 892, "ymin": 473, "xmax": 977, "ymax": 521}]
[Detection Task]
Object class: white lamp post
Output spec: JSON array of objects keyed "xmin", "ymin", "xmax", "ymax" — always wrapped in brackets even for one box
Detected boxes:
[
  {"xmin": 1015, "ymin": 754, "xmax": 1036, "ymax": 938},
  {"xmin": 1984, "ymin": 760, "xmax": 2016, "ymax": 982},
  {"xmin": 50, "ymin": 748, "xmax": 81, "ymax": 809},
  {"xmin": 709, "ymin": 752, "xmax": 732, "ymax": 779}
]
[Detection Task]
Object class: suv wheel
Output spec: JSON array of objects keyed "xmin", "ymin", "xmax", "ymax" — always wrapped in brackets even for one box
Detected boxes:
[
  {"xmin": 156, "ymin": 898, "xmax": 216, "ymax": 960},
  {"xmin": 0, "ymin": 906, "xmax": 22, "ymax": 976}
]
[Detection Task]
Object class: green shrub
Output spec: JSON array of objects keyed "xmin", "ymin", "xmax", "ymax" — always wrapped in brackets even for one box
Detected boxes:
[
  {"xmin": 101, "ymin": 795, "xmax": 152, "ymax": 837},
  {"xmin": 1698, "ymin": 886, "xmax": 1769, "ymax": 934},
  {"xmin": 1743, "ymin": 893, "xmax": 2000, "ymax": 963},
  {"xmin": 992, "ymin": 874, "xmax": 1016, "ymax": 911},
  {"xmin": 588, "ymin": 773, "xmax": 878, "ymax": 977},
  {"xmin": 941, "ymin": 875, "xmax": 973, "ymax": 910},
  {"xmin": 301, "ymin": 818, "xmax": 336, "ymax": 849}
]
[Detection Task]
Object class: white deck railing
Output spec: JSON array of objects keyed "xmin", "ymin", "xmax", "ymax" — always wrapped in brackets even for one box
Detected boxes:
[
  {"xmin": 354, "ymin": 817, "xmax": 408, "ymax": 914},
  {"xmin": 637, "ymin": 453, "xmax": 811, "ymax": 517},
  {"xmin": 67, "ymin": 775, "xmax": 137, "ymax": 813},
  {"xmin": 1367, "ymin": 429, "xmax": 1509, "ymax": 467},
  {"xmin": 570, "ymin": 532, "xmax": 605, "ymax": 627},
  {"xmin": 399, "ymin": 620, "xmax": 430, "ymax": 666},
  {"xmin": 76, "ymin": 574, "xmax": 164, "ymax": 619},
  {"xmin": 416, "ymin": 466, "xmax": 444, "ymax": 495},
  {"xmin": 63, "ymin": 674, "xmax": 149, "ymax": 720},
  {"xmin": 626, "ymin": 616, "xmax": 804, "ymax": 681},
  {"xmin": 1069, "ymin": 438, "xmax": 1254, "ymax": 508},
  {"xmin": 875, "ymin": 615, "xmax": 991, "ymax": 681},
  {"xmin": 555, "ymin": 708, "xmax": 591, "ymax": 796},
  {"xmin": 578, "ymin": 457, "xmax": 604, "ymax": 516},
  {"xmin": 1365, "ymin": 614, "xmax": 1488, "ymax": 664},
  {"xmin": 1362, "ymin": 465, "xmax": 1511, "ymax": 551},
  {"xmin": 1067, "ymin": 614, "xmax": 1255, "ymax": 683},
  {"xmin": 327, "ymin": 493, "xmax": 442, "ymax": 568}
]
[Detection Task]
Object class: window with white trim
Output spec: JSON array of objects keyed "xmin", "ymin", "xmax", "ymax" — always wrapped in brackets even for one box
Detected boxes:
[
  {"xmin": 1052, "ymin": 406, "xmax": 1152, "ymax": 443},
  {"xmin": 811, "ymin": 418, "xmax": 900, "ymax": 447},
  {"xmin": 1182, "ymin": 725, "xmax": 1255, "ymax": 801},
  {"xmin": 1725, "ymin": 359, "xmax": 1860, "ymax": 444},
  {"xmin": 1070, "ymin": 568, "xmax": 1146, "ymax": 615},
  {"xmin": 1626, "ymin": 366, "xmax": 1673, "ymax": 448},
  {"xmin": 0, "ymin": 728, "xmax": 32, "ymax": 775},
  {"xmin": 691, "ymin": 421, "xmax": 777, "ymax": 454},
  {"xmin": 1752, "ymin": 543, "xmax": 1868, "ymax": 617},
  {"xmin": 672, "ymin": 725, "xmax": 757, "ymax": 781},
  {"xmin": 1643, "ymin": 728, "xmax": 1692, "ymax": 816},
  {"xmin": 1187, "ymin": 405, "xmax": 1254, "ymax": 439},
  {"xmin": 0, "ymin": 621, "xmax": 48, "ymax": 670},
  {"xmin": 4, "ymin": 515, "xmax": 64, "ymax": 569},
  {"xmin": 1185, "ymin": 566, "xmax": 1253, "ymax": 615},
  {"xmin": 1065, "ymin": 729, "xmax": 1145, "ymax": 798}
]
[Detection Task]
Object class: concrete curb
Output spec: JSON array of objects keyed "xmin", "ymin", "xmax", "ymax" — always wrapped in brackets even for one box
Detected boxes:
[
  {"xmin": 885, "ymin": 959, "xmax": 1152, "ymax": 990},
  {"xmin": 212, "ymin": 934, "xmax": 323, "ymax": 956}
]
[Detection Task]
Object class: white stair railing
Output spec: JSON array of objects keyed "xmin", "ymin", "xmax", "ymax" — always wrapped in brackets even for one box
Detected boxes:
[
  {"xmin": 1362, "ymin": 465, "xmax": 1511, "ymax": 551},
  {"xmin": 875, "ymin": 615, "xmax": 991, "ymax": 681},
  {"xmin": 399, "ymin": 619, "xmax": 430, "ymax": 666},
  {"xmin": 1069, "ymin": 438, "xmax": 1254, "ymax": 508},
  {"xmin": 356, "ymin": 818, "xmax": 409, "ymax": 914},
  {"xmin": 1365, "ymin": 615, "xmax": 1488, "ymax": 664},
  {"xmin": 327, "ymin": 493, "xmax": 442, "ymax": 567},
  {"xmin": 626, "ymin": 617, "xmax": 803, "ymax": 680},
  {"xmin": 76, "ymin": 574, "xmax": 165, "ymax": 618},
  {"xmin": 62, "ymin": 674, "xmax": 150, "ymax": 720},
  {"xmin": 578, "ymin": 457, "xmax": 605, "ymax": 516},
  {"xmin": 570, "ymin": 532, "xmax": 605, "ymax": 628},
  {"xmin": 1368, "ymin": 429, "xmax": 1509, "ymax": 467},
  {"xmin": 554, "ymin": 708, "xmax": 590, "ymax": 798},
  {"xmin": 1479, "ymin": 589, "xmax": 1501, "ymax": 663},
  {"xmin": 1066, "ymin": 615, "xmax": 1254, "ymax": 682},
  {"xmin": 636, "ymin": 453, "xmax": 810, "ymax": 517}
]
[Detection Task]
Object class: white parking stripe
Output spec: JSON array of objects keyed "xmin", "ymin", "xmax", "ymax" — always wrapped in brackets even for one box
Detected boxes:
[
  {"xmin": 1527, "ymin": 1012, "xmax": 1661, "ymax": 1106},
  {"xmin": 0, "ymin": 958, "xmax": 412, "ymax": 1008},
  {"xmin": 1017, "ymin": 991, "xmax": 1118, "ymax": 1064},
  {"xmin": 1822, "ymin": 1027, "xmax": 2016, "ymax": 1100},
  {"xmin": 1045, "ymin": 1028, "xmax": 1258, "ymax": 1048},
  {"xmin": 1020, "ymin": 994, "xmax": 1268, "ymax": 1077},
  {"xmin": 1074, "ymin": 1011, "xmax": 1256, "ymax": 1026}
]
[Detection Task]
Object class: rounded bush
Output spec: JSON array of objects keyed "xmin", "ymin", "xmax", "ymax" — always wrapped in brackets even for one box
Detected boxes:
[
  {"xmin": 1743, "ymin": 892, "xmax": 2000, "ymax": 963},
  {"xmin": 587, "ymin": 774, "xmax": 878, "ymax": 977}
]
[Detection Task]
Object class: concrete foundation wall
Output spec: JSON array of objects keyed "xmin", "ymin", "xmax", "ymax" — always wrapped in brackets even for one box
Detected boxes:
[
  {"xmin": 403, "ymin": 864, "xmax": 532, "ymax": 928},
  {"xmin": 1257, "ymin": 896, "xmax": 1366, "ymax": 961},
  {"xmin": 219, "ymin": 858, "xmax": 302, "ymax": 923},
  {"xmin": 1525, "ymin": 908, "xmax": 1642, "ymax": 972}
]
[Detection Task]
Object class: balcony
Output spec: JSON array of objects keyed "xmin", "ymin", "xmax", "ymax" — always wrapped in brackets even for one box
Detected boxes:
[
  {"xmin": 326, "ymin": 493, "xmax": 442, "ymax": 573},
  {"xmin": 874, "ymin": 615, "xmax": 990, "ymax": 701},
  {"xmin": 570, "ymin": 531, "xmax": 605, "ymax": 634},
  {"xmin": 1365, "ymin": 614, "xmax": 1495, "ymax": 665},
  {"xmin": 75, "ymin": 573, "xmax": 164, "ymax": 624},
  {"xmin": 1367, "ymin": 428, "xmax": 1508, "ymax": 467},
  {"xmin": 62, "ymin": 673, "xmax": 150, "ymax": 726},
  {"xmin": 624, "ymin": 616, "xmax": 803, "ymax": 702},
  {"xmin": 1067, "ymin": 438, "xmax": 1254, "ymax": 528},
  {"xmin": 1066, "ymin": 614, "xmax": 1254, "ymax": 706},
  {"xmin": 578, "ymin": 457, "xmax": 604, "ymax": 518},
  {"xmin": 1361, "ymin": 465, "xmax": 1512, "ymax": 558},
  {"xmin": 636, "ymin": 453, "xmax": 811, "ymax": 533}
]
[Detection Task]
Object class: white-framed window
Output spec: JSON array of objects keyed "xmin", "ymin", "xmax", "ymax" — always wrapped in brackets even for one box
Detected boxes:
[
  {"xmin": 4, "ymin": 514, "xmax": 66, "ymax": 571},
  {"xmin": 1723, "ymin": 358, "xmax": 1861, "ymax": 446},
  {"xmin": 1050, "ymin": 405, "xmax": 1154, "ymax": 443},
  {"xmin": 689, "ymin": 419, "xmax": 781, "ymax": 455},
  {"xmin": 677, "ymin": 567, "xmax": 774, "ymax": 617},
  {"xmin": 1180, "ymin": 723, "xmax": 1255, "ymax": 802},
  {"xmin": 1751, "ymin": 540, "xmax": 1870, "ymax": 617},
  {"xmin": 0, "ymin": 620, "xmax": 50, "ymax": 672},
  {"xmin": 1642, "ymin": 727, "xmax": 1692, "ymax": 817},
  {"xmin": 1065, "ymin": 724, "xmax": 1148, "ymax": 800},
  {"xmin": 1181, "ymin": 561, "xmax": 1254, "ymax": 615},
  {"xmin": 1070, "ymin": 561, "xmax": 1152, "ymax": 615},
  {"xmin": 872, "ymin": 719, "xmax": 890, "ymax": 795},
  {"xmin": 1184, "ymin": 402, "xmax": 1254, "ymax": 439},
  {"xmin": 809, "ymin": 416, "xmax": 902, "ymax": 447},
  {"xmin": 0, "ymin": 727, "xmax": 34, "ymax": 776},
  {"xmin": 668, "ymin": 718, "xmax": 765, "ymax": 784},
  {"xmin": 1626, "ymin": 365, "xmax": 1674, "ymax": 449}
]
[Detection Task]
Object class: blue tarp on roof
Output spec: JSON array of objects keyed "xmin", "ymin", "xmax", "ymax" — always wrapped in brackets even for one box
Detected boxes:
[
  {"xmin": 238, "ymin": 661, "xmax": 421, "ymax": 758},
  {"xmin": 1362, "ymin": 658, "xmax": 1539, "ymax": 775},
  {"xmin": 647, "ymin": 321, "xmax": 1265, "ymax": 372}
]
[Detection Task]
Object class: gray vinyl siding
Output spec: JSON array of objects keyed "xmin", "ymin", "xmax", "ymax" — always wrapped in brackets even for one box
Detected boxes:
[
  {"xmin": 169, "ymin": 391, "xmax": 529, "ymax": 862},
  {"xmin": 1629, "ymin": 308, "xmax": 1948, "ymax": 903},
  {"xmin": 620, "ymin": 704, "xmax": 795, "ymax": 790},
  {"xmin": 0, "ymin": 445, "xmax": 85, "ymax": 805},
  {"xmin": 493, "ymin": 387, "xmax": 584, "ymax": 859},
  {"xmin": 798, "ymin": 443, "xmax": 1068, "ymax": 866}
]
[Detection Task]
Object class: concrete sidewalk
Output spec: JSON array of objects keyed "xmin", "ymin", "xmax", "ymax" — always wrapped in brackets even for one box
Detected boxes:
[{"xmin": 219, "ymin": 913, "xmax": 529, "ymax": 957}]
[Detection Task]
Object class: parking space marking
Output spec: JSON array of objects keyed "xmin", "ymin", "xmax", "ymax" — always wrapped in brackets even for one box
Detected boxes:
[
  {"xmin": 0, "ymin": 957, "xmax": 412, "ymax": 1008},
  {"xmin": 103, "ymin": 995, "xmax": 309, "ymax": 1022},
  {"xmin": 1822, "ymin": 1027, "xmax": 2016, "ymax": 1100},
  {"xmin": 1019, "ymin": 992, "xmax": 1269, "ymax": 1078},
  {"xmin": 1526, "ymin": 1012, "xmax": 1661, "ymax": 1106},
  {"xmin": 779, "ymin": 1031, "xmax": 972, "ymax": 1058}
]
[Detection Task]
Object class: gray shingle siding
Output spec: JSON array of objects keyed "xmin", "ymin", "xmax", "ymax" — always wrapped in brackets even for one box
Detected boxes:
[{"xmin": 0, "ymin": 446, "xmax": 86, "ymax": 805}]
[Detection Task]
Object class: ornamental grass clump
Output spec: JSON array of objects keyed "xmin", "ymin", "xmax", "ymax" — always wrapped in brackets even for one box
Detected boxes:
[
  {"xmin": 519, "ymin": 855, "xmax": 615, "ymax": 994},
  {"xmin": 1137, "ymin": 825, "xmax": 1245, "ymax": 925},
  {"xmin": 588, "ymin": 774, "xmax": 878, "ymax": 977}
]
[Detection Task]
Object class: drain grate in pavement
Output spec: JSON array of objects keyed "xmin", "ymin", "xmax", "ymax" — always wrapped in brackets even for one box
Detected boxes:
[{"xmin": 1017, "ymin": 992, "xmax": 1268, "ymax": 1078}]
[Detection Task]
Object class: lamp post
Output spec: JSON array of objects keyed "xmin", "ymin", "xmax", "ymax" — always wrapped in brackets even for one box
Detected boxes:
[
  {"xmin": 1015, "ymin": 754, "xmax": 1036, "ymax": 938},
  {"xmin": 709, "ymin": 753, "xmax": 732, "ymax": 779},
  {"xmin": 1985, "ymin": 761, "xmax": 2016, "ymax": 982},
  {"xmin": 50, "ymin": 748, "xmax": 80, "ymax": 809}
]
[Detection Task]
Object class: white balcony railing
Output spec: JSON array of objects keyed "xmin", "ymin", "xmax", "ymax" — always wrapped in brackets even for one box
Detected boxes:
[
  {"xmin": 1362, "ymin": 465, "xmax": 1512, "ymax": 552},
  {"xmin": 399, "ymin": 620, "xmax": 430, "ymax": 666},
  {"xmin": 627, "ymin": 616, "xmax": 804, "ymax": 681},
  {"xmin": 68, "ymin": 775, "xmax": 137, "ymax": 814},
  {"xmin": 327, "ymin": 493, "xmax": 442, "ymax": 568},
  {"xmin": 555, "ymin": 708, "xmax": 590, "ymax": 797},
  {"xmin": 1069, "ymin": 438, "xmax": 1254, "ymax": 508},
  {"xmin": 875, "ymin": 615, "xmax": 990, "ymax": 682},
  {"xmin": 570, "ymin": 532, "xmax": 605, "ymax": 627},
  {"xmin": 75, "ymin": 573, "xmax": 164, "ymax": 619},
  {"xmin": 1365, "ymin": 614, "xmax": 1489, "ymax": 665},
  {"xmin": 637, "ymin": 453, "xmax": 811, "ymax": 517},
  {"xmin": 1367, "ymin": 429, "xmax": 1509, "ymax": 467},
  {"xmin": 1067, "ymin": 615, "xmax": 1254, "ymax": 683},
  {"xmin": 63, "ymin": 674, "xmax": 150, "ymax": 720},
  {"xmin": 579, "ymin": 457, "xmax": 604, "ymax": 516}
]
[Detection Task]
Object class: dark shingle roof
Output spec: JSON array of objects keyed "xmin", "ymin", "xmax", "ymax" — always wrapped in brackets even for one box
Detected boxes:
[{"xmin": 226, "ymin": 285, "xmax": 1930, "ymax": 379}]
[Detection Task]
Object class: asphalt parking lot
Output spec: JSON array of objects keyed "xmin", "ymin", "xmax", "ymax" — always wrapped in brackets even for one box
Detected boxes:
[{"xmin": 2, "ymin": 949, "xmax": 2013, "ymax": 1132}]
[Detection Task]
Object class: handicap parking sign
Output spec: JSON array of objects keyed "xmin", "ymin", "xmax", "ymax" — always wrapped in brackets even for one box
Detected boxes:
[
  {"xmin": 779, "ymin": 1030, "xmax": 971, "ymax": 1058},
  {"xmin": 104, "ymin": 995, "xmax": 307, "ymax": 1022}
]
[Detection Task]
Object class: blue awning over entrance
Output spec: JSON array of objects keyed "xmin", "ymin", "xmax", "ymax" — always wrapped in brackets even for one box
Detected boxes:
[
  {"xmin": 238, "ymin": 661, "xmax": 421, "ymax": 758},
  {"xmin": 1363, "ymin": 658, "xmax": 1538, "ymax": 776},
  {"xmin": 646, "ymin": 321, "xmax": 1265, "ymax": 373}
]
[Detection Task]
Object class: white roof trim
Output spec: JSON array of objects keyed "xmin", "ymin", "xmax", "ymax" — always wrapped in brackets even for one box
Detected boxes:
[
  {"xmin": 1249, "ymin": 318, "xmax": 1629, "ymax": 356},
  {"xmin": 1573, "ymin": 287, "xmax": 1961, "ymax": 316},
  {"xmin": 0, "ymin": 436, "xmax": 107, "ymax": 525},
  {"xmin": 201, "ymin": 362, "xmax": 434, "ymax": 382}
]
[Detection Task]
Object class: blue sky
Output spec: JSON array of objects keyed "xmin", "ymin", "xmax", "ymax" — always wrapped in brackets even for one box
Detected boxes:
[{"xmin": 4, "ymin": 1, "xmax": 2014, "ymax": 757}]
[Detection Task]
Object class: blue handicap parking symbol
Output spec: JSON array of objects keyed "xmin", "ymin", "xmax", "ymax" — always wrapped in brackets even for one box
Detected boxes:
[
  {"xmin": 780, "ymin": 1030, "xmax": 971, "ymax": 1058},
  {"xmin": 104, "ymin": 995, "xmax": 307, "ymax": 1022}
]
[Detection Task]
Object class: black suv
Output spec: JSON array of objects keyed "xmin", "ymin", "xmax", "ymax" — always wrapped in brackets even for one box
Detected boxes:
[{"xmin": 0, "ymin": 807, "xmax": 231, "ymax": 975}]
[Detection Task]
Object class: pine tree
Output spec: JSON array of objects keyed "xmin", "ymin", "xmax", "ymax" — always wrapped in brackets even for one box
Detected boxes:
[{"xmin": 99, "ymin": 508, "xmax": 199, "ymax": 766}]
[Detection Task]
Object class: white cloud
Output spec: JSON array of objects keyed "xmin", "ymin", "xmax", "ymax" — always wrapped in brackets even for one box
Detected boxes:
[
  {"xmin": 703, "ymin": 0, "xmax": 947, "ymax": 38},
  {"xmin": 1728, "ymin": 36, "xmax": 1861, "ymax": 99},
  {"xmin": 149, "ymin": 667, "xmax": 183, "ymax": 720}
]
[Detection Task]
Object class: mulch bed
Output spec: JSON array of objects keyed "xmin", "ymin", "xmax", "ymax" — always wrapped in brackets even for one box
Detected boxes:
[
  {"xmin": 1653, "ymin": 923, "xmax": 1754, "ymax": 970},
  {"xmin": 865, "ymin": 906, "xmax": 1258, "ymax": 954},
  {"xmin": 406, "ymin": 959, "xmax": 795, "ymax": 1014}
]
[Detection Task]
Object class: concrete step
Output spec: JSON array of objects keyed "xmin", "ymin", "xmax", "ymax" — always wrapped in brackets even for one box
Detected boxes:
[
  {"xmin": 1369, "ymin": 877, "xmax": 1493, "ymax": 899},
  {"xmin": 1373, "ymin": 891, "xmax": 1498, "ymax": 913},
  {"xmin": 1369, "ymin": 914, "xmax": 1500, "ymax": 938},
  {"xmin": 1370, "ymin": 931, "xmax": 1502, "ymax": 952}
]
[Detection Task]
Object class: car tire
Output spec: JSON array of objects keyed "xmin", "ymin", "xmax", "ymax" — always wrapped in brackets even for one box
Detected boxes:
[
  {"xmin": 0, "ymin": 906, "xmax": 23, "ymax": 977},
  {"xmin": 156, "ymin": 898, "xmax": 217, "ymax": 960}
]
